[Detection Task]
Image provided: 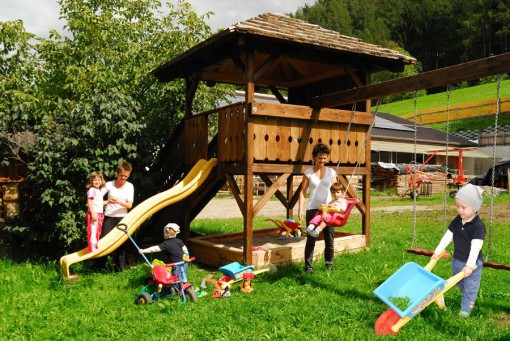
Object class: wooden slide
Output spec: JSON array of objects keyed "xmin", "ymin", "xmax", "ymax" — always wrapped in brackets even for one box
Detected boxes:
[{"xmin": 60, "ymin": 158, "xmax": 217, "ymax": 279}]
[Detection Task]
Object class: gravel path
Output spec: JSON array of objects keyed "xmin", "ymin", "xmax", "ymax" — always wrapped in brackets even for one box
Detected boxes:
[{"xmin": 195, "ymin": 198, "xmax": 440, "ymax": 219}]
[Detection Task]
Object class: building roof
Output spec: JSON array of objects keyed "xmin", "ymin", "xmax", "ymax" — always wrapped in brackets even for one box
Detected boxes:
[
  {"xmin": 373, "ymin": 112, "xmax": 477, "ymax": 147},
  {"xmin": 371, "ymin": 112, "xmax": 491, "ymax": 157},
  {"xmin": 153, "ymin": 13, "xmax": 415, "ymax": 85}
]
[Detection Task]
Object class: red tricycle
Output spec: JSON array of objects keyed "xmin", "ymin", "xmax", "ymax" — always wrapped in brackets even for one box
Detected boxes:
[
  {"xmin": 116, "ymin": 223, "xmax": 198, "ymax": 305},
  {"xmin": 135, "ymin": 257, "xmax": 198, "ymax": 305}
]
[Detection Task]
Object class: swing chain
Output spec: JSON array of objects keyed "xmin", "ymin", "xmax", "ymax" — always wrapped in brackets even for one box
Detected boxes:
[
  {"xmin": 442, "ymin": 84, "xmax": 452, "ymax": 233},
  {"xmin": 342, "ymin": 98, "xmax": 382, "ymax": 200},
  {"xmin": 411, "ymin": 91, "xmax": 418, "ymax": 249},
  {"xmin": 486, "ymin": 77, "xmax": 501, "ymax": 262}
]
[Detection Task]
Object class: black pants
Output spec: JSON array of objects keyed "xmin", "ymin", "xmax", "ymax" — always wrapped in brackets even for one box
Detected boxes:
[
  {"xmin": 96, "ymin": 216, "xmax": 126, "ymax": 272},
  {"xmin": 304, "ymin": 209, "xmax": 335, "ymax": 271}
]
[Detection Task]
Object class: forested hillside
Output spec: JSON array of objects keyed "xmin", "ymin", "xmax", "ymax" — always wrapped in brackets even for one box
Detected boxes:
[{"xmin": 292, "ymin": 0, "xmax": 510, "ymax": 74}]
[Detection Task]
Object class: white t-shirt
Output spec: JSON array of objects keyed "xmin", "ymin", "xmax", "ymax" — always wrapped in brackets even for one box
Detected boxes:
[
  {"xmin": 305, "ymin": 167, "xmax": 336, "ymax": 210},
  {"xmin": 87, "ymin": 187, "xmax": 107, "ymax": 214},
  {"xmin": 104, "ymin": 180, "xmax": 134, "ymax": 217}
]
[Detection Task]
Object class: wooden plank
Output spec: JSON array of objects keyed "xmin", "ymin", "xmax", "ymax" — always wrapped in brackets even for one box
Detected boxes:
[
  {"xmin": 252, "ymin": 102, "xmax": 372, "ymax": 125},
  {"xmin": 236, "ymin": 106, "xmax": 245, "ymax": 161},
  {"xmin": 313, "ymin": 53, "xmax": 510, "ymax": 108},
  {"xmin": 224, "ymin": 109, "xmax": 232, "ymax": 161},
  {"xmin": 254, "ymin": 174, "xmax": 290, "ymax": 216},
  {"xmin": 290, "ymin": 120, "xmax": 301, "ymax": 162},
  {"xmin": 266, "ymin": 117, "xmax": 278, "ymax": 161},
  {"xmin": 407, "ymin": 248, "xmax": 451, "ymax": 258},
  {"xmin": 300, "ymin": 121, "xmax": 312, "ymax": 162},
  {"xmin": 252, "ymin": 163, "xmax": 368, "ymax": 175},
  {"xmin": 318, "ymin": 121, "xmax": 332, "ymax": 155},
  {"xmin": 225, "ymin": 173, "xmax": 245, "ymax": 216},
  {"xmin": 484, "ymin": 262, "xmax": 510, "ymax": 271},
  {"xmin": 253, "ymin": 116, "xmax": 267, "ymax": 160},
  {"xmin": 218, "ymin": 109, "xmax": 226, "ymax": 162},
  {"xmin": 277, "ymin": 118, "xmax": 291, "ymax": 162},
  {"xmin": 329, "ymin": 122, "xmax": 341, "ymax": 164}
]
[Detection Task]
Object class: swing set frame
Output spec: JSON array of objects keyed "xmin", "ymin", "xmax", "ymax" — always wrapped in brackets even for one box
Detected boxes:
[{"xmin": 313, "ymin": 52, "xmax": 510, "ymax": 271}]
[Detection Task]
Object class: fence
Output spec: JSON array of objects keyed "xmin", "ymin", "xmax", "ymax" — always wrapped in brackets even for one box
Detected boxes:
[{"xmin": 401, "ymin": 98, "xmax": 510, "ymax": 124}]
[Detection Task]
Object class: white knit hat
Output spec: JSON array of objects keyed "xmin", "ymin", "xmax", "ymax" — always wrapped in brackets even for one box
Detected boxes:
[
  {"xmin": 163, "ymin": 223, "xmax": 180, "ymax": 239},
  {"xmin": 455, "ymin": 184, "xmax": 484, "ymax": 212}
]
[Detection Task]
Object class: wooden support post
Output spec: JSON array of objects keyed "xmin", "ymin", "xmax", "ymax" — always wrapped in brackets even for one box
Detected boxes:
[
  {"xmin": 244, "ymin": 49, "xmax": 255, "ymax": 266},
  {"xmin": 287, "ymin": 174, "xmax": 294, "ymax": 220}
]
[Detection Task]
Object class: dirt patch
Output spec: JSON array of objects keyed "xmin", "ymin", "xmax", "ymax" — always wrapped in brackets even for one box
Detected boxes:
[{"xmin": 493, "ymin": 314, "xmax": 510, "ymax": 329}]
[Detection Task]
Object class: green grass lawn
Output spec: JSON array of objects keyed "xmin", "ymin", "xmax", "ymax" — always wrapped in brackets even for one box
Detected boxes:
[
  {"xmin": 1, "ymin": 194, "xmax": 509, "ymax": 340},
  {"xmin": 379, "ymin": 79, "xmax": 510, "ymax": 117}
]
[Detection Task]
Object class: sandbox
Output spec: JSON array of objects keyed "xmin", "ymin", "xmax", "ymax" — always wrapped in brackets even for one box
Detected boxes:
[{"xmin": 187, "ymin": 227, "xmax": 366, "ymax": 268}]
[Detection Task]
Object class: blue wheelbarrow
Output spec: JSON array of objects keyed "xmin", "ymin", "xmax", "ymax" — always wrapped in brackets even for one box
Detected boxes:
[{"xmin": 373, "ymin": 251, "xmax": 473, "ymax": 335}]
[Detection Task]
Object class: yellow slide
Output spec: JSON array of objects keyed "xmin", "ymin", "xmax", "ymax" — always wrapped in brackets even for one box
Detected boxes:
[{"xmin": 60, "ymin": 158, "xmax": 217, "ymax": 279}]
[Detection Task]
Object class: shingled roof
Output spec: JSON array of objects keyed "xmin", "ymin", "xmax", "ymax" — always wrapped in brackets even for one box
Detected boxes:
[
  {"xmin": 153, "ymin": 13, "xmax": 416, "ymax": 85},
  {"xmin": 232, "ymin": 13, "xmax": 415, "ymax": 64}
]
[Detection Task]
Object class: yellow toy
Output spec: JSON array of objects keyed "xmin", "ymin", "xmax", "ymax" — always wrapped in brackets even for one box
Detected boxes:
[
  {"xmin": 265, "ymin": 218, "xmax": 302, "ymax": 238},
  {"xmin": 318, "ymin": 202, "xmax": 344, "ymax": 215}
]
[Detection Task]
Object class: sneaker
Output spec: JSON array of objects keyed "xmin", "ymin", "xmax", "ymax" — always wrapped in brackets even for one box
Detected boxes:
[
  {"xmin": 326, "ymin": 265, "xmax": 333, "ymax": 271},
  {"xmin": 458, "ymin": 309, "xmax": 470, "ymax": 318},
  {"xmin": 306, "ymin": 228, "xmax": 319, "ymax": 238}
]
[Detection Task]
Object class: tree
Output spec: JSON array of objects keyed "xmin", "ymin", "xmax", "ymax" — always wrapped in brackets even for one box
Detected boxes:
[
  {"xmin": 0, "ymin": 20, "xmax": 39, "ymax": 166},
  {"xmin": 0, "ymin": 0, "xmax": 228, "ymax": 256}
]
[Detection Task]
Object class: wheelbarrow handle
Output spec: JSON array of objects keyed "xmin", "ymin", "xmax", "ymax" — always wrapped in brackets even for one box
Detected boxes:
[
  {"xmin": 424, "ymin": 250, "xmax": 447, "ymax": 271},
  {"xmin": 444, "ymin": 265, "xmax": 478, "ymax": 291}
]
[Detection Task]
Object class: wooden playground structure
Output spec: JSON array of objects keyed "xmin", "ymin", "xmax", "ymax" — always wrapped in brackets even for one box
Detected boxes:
[{"xmin": 147, "ymin": 13, "xmax": 510, "ymax": 268}]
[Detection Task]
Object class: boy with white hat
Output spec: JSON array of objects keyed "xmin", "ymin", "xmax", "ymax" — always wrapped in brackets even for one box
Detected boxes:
[
  {"xmin": 432, "ymin": 184, "xmax": 486, "ymax": 318},
  {"xmin": 139, "ymin": 223, "xmax": 190, "ymax": 278}
]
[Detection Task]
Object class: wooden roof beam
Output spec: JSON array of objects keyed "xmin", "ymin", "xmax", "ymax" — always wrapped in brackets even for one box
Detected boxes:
[
  {"xmin": 254, "ymin": 54, "xmax": 280, "ymax": 81},
  {"xmin": 312, "ymin": 52, "xmax": 510, "ymax": 108}
]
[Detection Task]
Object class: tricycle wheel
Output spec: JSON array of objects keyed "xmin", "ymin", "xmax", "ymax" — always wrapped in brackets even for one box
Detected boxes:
[
  {"xmin": 184, "ymin": 287, "xmax": 198, "ymax": 302},
  {"xmin": 136, "ymin": 292, "xmax": 153, "ymax": 305},
  {"xmin": 375, "ymin": 309, "xmax": 400, "ymax": 335}
]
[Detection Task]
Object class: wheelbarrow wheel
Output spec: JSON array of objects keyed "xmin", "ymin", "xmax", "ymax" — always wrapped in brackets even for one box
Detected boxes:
[
  {"xmin": 184, "ymin": 287, "xmax": 198, "ymax": 302},
  {"xmin": 136, "ymin": 292, "xmax": 153, "ymax": 305},
  {"xmin": 375, "ymin": 309, "xmax": 401, "ymax": 335}
]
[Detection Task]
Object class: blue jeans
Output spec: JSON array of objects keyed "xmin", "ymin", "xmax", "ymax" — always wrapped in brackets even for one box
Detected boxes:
[{"xmin": 452, "ymin": 257, "xmax": 483, "ymax": 312}]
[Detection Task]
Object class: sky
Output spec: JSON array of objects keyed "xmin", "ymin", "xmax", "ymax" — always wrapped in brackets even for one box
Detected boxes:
[{"xmin": 0, "ymin": 0, "xmax": 316, "ymax": 38}]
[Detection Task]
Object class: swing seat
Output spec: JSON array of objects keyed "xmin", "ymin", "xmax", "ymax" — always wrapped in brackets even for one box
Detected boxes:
[
  {"xmin": 315, "ymin": 198, "xmax": 359, "ymax": 227},
  {"xmin": 407, "ymin": 248, "xmax": 451, "ymax": 258},
  {"xmin": 484, "ymin": 262, "xmax": 510, "ymax": 271}
]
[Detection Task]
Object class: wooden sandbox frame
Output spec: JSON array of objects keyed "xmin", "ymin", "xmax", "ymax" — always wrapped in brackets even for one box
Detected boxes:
[{"xmin": 187, "ymin": 227, "xmax": 366, "ymax": 269}]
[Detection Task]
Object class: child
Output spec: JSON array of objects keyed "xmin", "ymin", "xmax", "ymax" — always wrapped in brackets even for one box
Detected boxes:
[
  {"xmin": 303, "ymin": 182, "xmax": 347, "ymax": 238},
  {"xmin": 86, "ymin": 171, "xmax": 107, "ymax": 252},
  {"xmin": 139, "ymin": 223, "xmax": 190, "ymax": 279},
  {"xmin": 431, "ymin": 183, "xmax": 485, "ymax": 318}
]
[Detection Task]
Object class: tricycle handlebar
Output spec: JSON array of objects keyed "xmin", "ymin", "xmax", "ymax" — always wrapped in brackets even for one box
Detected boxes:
[
  {"xmin": 166, "ymin": 257, "xmax": 195, "ymax": 268},
  {"xmin": 115, "ymin": 223, "xmax": 128, "ymax": 232}
]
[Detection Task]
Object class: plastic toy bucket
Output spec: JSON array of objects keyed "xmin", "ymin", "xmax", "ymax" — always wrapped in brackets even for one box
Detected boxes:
[{"xmin": 373, "ymin": 262, "xmax": 446, "ymax": 318}]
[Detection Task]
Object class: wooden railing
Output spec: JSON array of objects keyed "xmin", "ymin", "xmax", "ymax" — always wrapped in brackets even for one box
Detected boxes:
[
  {"xmin": 250, "ymin": 102, "xmax": 369, "ymax": 165},
  {"xmin": 181, "ymin": 101, "xmax": 372, "ymax": 167},
  {"xmin": 401, "ymin": 98, "xmax": 510, "ymax": 124}
]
